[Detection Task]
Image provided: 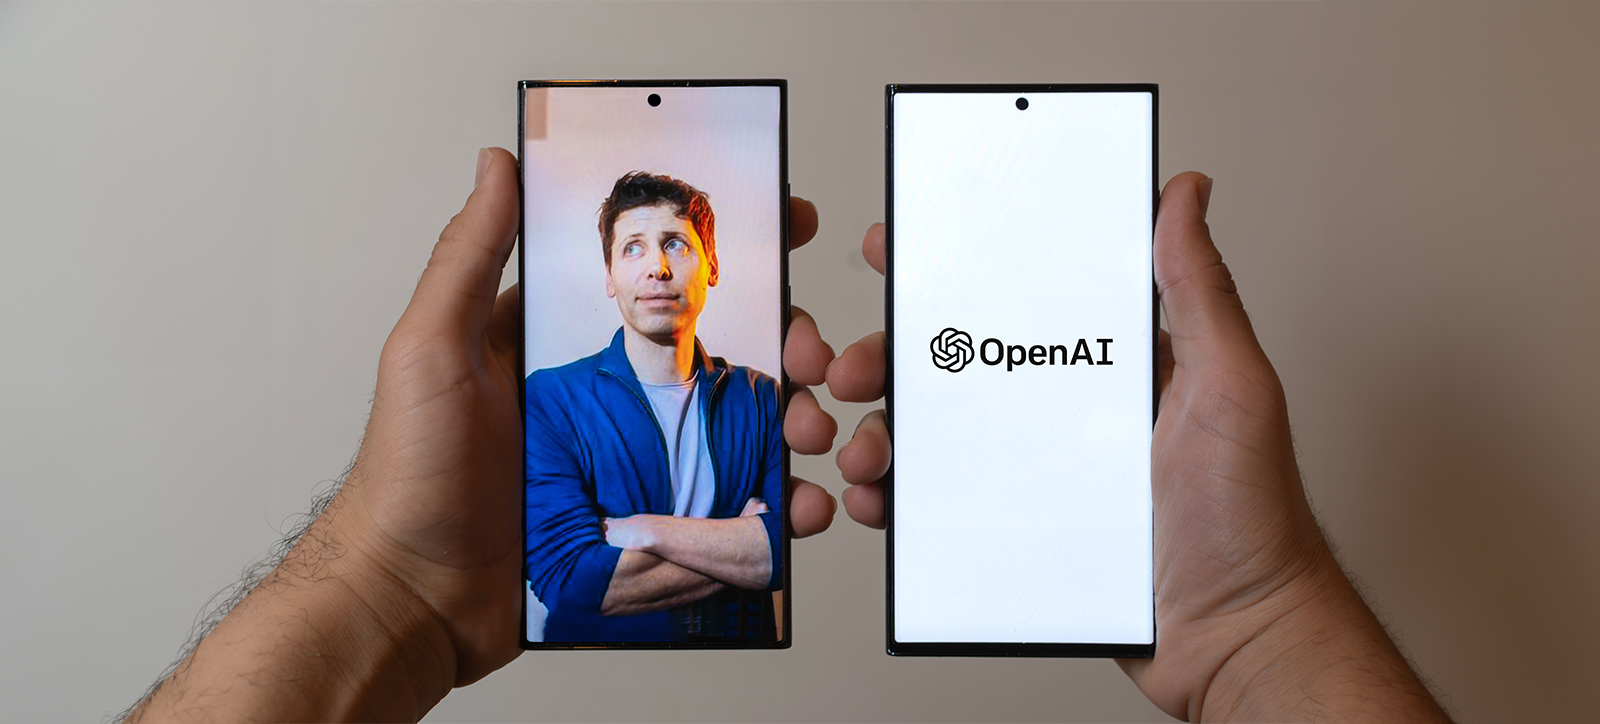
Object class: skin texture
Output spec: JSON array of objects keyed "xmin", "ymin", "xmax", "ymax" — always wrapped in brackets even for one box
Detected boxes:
[
  {"xmin": 607, "ymin": 501, "xmax": 774, "ymax": 590},
  {"xmin": 598, "ymin": 499, "xmax": 771, "ymax": 615},
  {"xmin": 827, "ymin": 172, "xmax": 1453, "ymax": 723},
  {"xmin": 596, "ymin": 553, "xmax": 724, "ymax": 618},
  {"xmin": 123, "ymin": 148, "xmax": 839, "ymax": 723},
  {"xmin": 605, "ymin": 204, "xmax": 717, "ymax": 383}
]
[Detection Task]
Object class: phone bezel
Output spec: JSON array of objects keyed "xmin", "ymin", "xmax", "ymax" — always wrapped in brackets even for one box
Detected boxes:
[
  {"xmin": 516, "ymin": 79, "xmax": 791, "ymax": 650},
  {"xmin": 883, "ymin": 83, "xmax": 1159, "ymax": 658}
]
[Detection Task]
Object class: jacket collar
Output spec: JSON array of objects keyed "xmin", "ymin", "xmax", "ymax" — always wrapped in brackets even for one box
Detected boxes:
[{"xmin": 597, "ymin": 327, "xmax": 727, "ymax": 395}]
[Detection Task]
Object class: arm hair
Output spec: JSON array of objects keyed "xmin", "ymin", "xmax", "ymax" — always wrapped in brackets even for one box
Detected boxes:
[{"xmin": 109, "ymin": 455, "xmax": 356, "ymax": 724}]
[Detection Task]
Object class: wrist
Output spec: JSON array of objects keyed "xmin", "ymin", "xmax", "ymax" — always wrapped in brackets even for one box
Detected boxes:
[
  {"xmin": 631, "ymin": 515, "xmax": 668, "ymax": 555},
  {"xmin": 1202, "ymin": 557, "xmax": 1447, "ymax": 722},
  {"xmin": 133, "ymin": 515, "xmax": 458, "ymax": 724},
  {"xmin": 284, "ymin": 518, "xmax": 460, "ymax": 718}
]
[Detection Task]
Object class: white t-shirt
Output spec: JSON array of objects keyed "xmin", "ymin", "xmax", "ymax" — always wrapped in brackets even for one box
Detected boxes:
[{"xmin": 639, "ymin": 375, "xmax": 716, "ymax": 518}]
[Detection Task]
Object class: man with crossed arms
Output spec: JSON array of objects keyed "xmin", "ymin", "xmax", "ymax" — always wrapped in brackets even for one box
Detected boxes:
[{"xmin": 523, "ymin": 171, "xmax": 785, "ymax": 643}]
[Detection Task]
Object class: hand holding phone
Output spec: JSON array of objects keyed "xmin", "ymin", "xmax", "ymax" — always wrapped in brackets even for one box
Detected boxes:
[{"xmin": 831, "ymin": 175, "xmax": 1451, "ymax": 719}]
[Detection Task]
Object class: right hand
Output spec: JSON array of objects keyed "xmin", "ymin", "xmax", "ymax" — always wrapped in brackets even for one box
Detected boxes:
[{"xmin": 827, "ymin": 173, "xmax": 1449, "ymax": 722}]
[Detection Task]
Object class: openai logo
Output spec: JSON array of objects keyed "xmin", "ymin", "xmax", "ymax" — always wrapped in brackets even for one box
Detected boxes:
[
  {"xmin": 929, "ymin": 328, "xmax": 1116, "ymax": 372},
  {"xmin": 930, "ymin": 327, "xmax": 975, "ymax": 373}
]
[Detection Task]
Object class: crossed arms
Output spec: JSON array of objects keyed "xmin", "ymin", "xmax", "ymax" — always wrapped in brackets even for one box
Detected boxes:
[
  {"xmin": 523, "ymin": 374, "xmax": 785, "ymax": 620},
  {"xmin": 529, "ymin": 492, "xmax": 779, "ymax": 618},
  {"xmin": 599, "ymin": 498, "xmax": 773, "ymax": 615}
]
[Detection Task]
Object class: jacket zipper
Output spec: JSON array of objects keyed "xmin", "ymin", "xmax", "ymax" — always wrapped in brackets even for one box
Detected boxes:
[
  {"xmin": 599, "ymin": 366, "xmax": 730, "ymax": 514},
  {"xmin": 702, "ymin": 369, "xmax": 729, "ymax": 512}
]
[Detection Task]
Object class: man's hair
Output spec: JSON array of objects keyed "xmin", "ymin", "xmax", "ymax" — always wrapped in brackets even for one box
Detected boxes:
[{"xmin": 597, "ymin": 171, "xmax": 716, "ymax": 266}]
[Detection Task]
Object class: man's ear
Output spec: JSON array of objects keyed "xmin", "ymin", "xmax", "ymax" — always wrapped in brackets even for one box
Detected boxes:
[
  {"xmin": 604, "ymin": 264, "xmax": 616, "ymax": 298},
  {"xmin": 707, "ymin": 249, "xmax": 720, "ymax": 288}
]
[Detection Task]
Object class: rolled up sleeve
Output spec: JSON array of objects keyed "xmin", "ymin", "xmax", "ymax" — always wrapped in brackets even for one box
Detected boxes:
[{"xmin": 525, "ymin": 373, "xmax": 624, "ymax": 615}]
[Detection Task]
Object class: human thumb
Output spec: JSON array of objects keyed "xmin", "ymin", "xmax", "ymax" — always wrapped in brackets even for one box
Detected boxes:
[
  {"xmin": 400, "ymin": 147, "xmax": 521, "ymax": 341},
  {"xmin": 1154, "ymin": 172, "xmax": 1269, "ymax": 372}
]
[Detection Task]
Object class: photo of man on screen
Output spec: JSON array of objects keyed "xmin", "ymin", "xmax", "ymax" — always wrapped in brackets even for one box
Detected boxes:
[{"xmin": 524, "ymin": 171, "xmax": 783, "ymax": 643}]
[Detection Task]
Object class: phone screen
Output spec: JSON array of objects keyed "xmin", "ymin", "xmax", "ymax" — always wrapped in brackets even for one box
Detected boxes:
[
  {"xmin": 886, "ymin": 85, "xmax": 1156, "ymax": 656},
  {"xmin": 519, "ymin": 81, "xmax": 788, "ymax": 648}
]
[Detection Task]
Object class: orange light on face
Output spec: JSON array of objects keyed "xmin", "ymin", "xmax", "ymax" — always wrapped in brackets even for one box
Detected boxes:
[{"xmin": 604, "ymin": 204, "xmax": 718, "ymax": 342}]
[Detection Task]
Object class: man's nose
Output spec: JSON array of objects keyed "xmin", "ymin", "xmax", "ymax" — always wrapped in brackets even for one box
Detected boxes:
[{"xmin": 648, "ymin": 250, "xmax": 673, "ymax": 280}]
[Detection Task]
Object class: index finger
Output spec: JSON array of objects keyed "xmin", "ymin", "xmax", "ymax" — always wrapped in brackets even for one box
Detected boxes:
[
  {"xmin": 789, "ymin": 197, "xmax": 819, "ymax": 250},
  {"xmin": 862, "ymin": 223, "xmax": 885, "ymax": 275}
]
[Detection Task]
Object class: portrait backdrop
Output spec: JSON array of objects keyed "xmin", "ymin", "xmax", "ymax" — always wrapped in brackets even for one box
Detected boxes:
[{"xmin": 4, "ymin": 3, "xmax": 1595, "ymax": 722}]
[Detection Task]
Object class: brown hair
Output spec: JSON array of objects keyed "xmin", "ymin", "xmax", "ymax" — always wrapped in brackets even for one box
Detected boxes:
[{"xmin": 597, "ymin": 171, "xmax": 716, "ymax": 266}]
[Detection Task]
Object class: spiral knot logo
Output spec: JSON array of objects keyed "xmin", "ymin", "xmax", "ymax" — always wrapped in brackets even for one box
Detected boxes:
[{"xmin": 930, "ymin": 328, "xmax": 975, "ymax": 373}]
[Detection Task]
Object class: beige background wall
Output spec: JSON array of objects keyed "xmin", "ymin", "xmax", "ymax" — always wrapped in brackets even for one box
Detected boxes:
[{"xmin": 1, "ymin": 1, "xmax": 1595, "ymax": 722}]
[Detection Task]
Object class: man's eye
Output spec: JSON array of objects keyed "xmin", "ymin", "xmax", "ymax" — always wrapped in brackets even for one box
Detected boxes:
[
  {"xmin": 623, "ymin": 242, "xmax": 643, "ymax": 257},
  {"xmin": 665, "ymin": 239, "xmax": 689, "ymax": 255}
]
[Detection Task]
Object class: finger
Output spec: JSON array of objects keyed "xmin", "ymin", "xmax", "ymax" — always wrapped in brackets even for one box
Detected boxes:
[
  {"xmin": 784, "ymin": 306, "xmax": 835, "ymax": 386},
  {"xmin": 789, "ymin": 197, "xmax": 819, "ymax": 250},
  {"xmin": 825, "ymin": 332, "xmax": 886, "ymax": 403},
  {"xmin": 402, "ymin": 148, "xmax": 520, "ymax": 338},
  {"xmin": 862, "ymin": 223, "xmax": 885, "ymax": 275},
  {"xmin": 842, "ymin": 482, "xmax": 885, "ymax": 529},
  {"xmin": 788, "ymin": 477, "xmax": 837, "ymax": 538},
  {"xmin": 836, "ymin": 409, "xmax": 891, "ymax": 485},
  {"xmin": 1154, "ymin": 173, "xmax": 1268, "ymax": 371},
  {"xmin": 784, "ymin": 386, "xmax": 837, "ymax": 455}
]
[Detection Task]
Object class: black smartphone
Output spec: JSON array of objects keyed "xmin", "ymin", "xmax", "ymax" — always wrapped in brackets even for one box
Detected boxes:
[
  {"xmin": 884, "ymin": 84, "xmax": 1158, "ymax": 657},
  {"xmin": 518, "ymin": 80, "xmax": 790, "ymax": 649}
]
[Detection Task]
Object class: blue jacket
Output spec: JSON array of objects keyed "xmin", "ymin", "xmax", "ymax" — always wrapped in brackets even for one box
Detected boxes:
[{"xmin": 524, "ymin": 328, "xmax": 784, "ymax": 642}]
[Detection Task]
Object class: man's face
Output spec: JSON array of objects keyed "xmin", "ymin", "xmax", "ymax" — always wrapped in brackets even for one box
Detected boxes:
[{"xmin": 605, "ymin": 203, "xmax": 718, "ymax": 340}]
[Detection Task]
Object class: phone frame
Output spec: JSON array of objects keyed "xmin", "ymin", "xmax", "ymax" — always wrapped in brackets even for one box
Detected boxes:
[
  {"xmin": 883, "ymin": 83, "xmax": 1159, "ymax": 658},
  {"xmin": 516, "ymin": 79, "xmax": 792, "ymax": 650}
]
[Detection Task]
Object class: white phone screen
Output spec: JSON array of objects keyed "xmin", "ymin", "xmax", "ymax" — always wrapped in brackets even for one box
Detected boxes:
[{"xmin": 889, "ymin": 87, "xmax": 1155, "ymax": 651}]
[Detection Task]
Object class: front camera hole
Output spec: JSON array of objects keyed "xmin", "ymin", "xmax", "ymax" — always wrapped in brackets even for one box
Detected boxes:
[
  {"xmin": 647, "ymin": 93, "xmax": 662, "ymax": 107},
  {"xmin": 1015, "ymin": 97, "xmax": 1029, "ymax": 111}
]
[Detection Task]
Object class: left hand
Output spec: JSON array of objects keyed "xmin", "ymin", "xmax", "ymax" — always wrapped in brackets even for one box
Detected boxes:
[
  {"xmin": 740, "ymin": 497, "xmax": 770, "ymax": 516},
  {"xmin": 319, "ymin": 148, "xmax": 839, "ymax": 684}
]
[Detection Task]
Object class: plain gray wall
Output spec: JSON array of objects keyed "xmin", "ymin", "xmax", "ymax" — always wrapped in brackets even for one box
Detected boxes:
[{"xmin": 1, "ymin": 1, "xmax": 1596, "ymax": 722}]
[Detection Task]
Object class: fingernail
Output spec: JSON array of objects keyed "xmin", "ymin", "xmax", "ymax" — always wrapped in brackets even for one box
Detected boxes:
[
  {"xmin": 475, "ymin": 148, "xmax": 492, "ymax": 188},
  {"xmin": 1196, "ymin": 176, "xmax": 1214, "ymax": 217}
]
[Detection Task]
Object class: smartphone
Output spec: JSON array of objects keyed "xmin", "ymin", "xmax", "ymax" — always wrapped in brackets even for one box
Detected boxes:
[
  {"xmin": 885, "ymin": 84, "xmax": 1157, "ymax": 657},
  {"xmin": 518, "ymin": 80, "xmax": 789, "ymax": 649}
]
